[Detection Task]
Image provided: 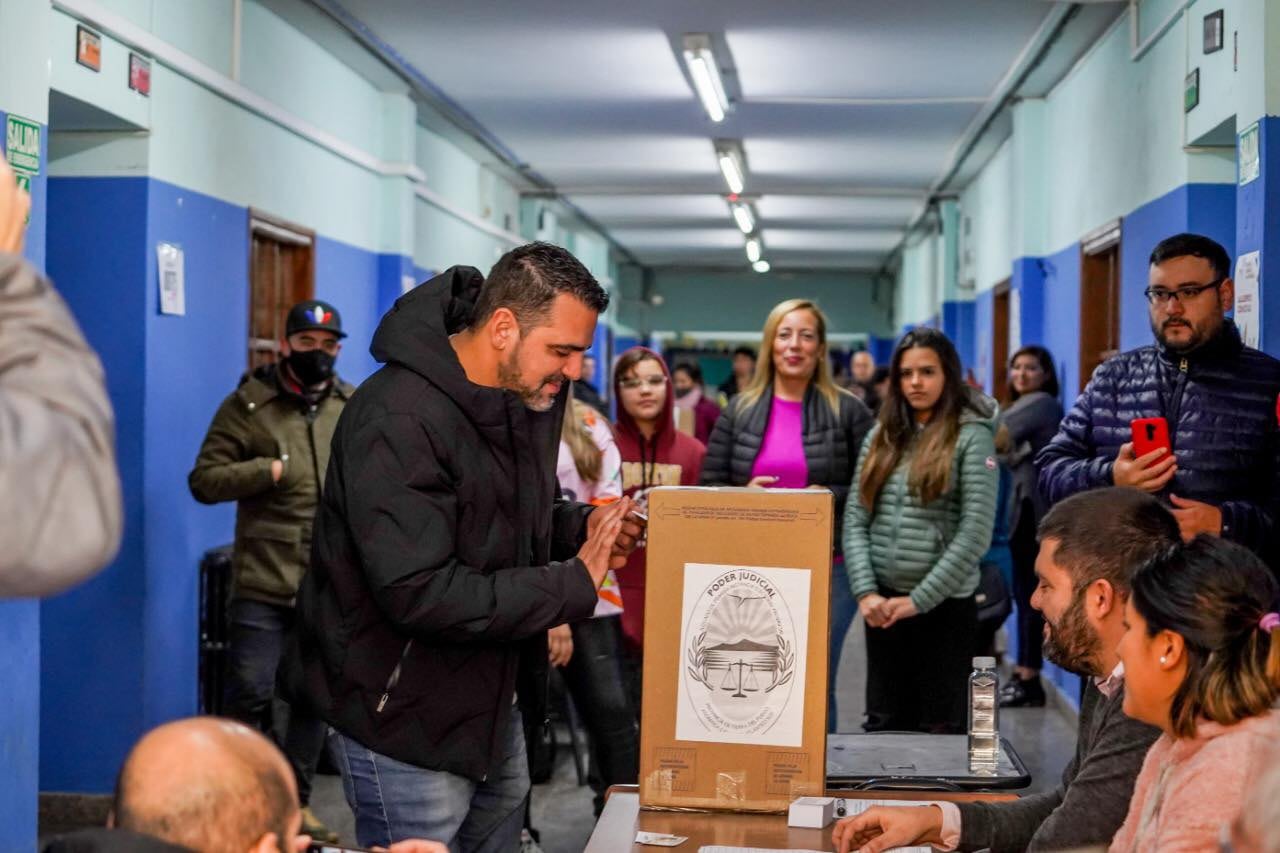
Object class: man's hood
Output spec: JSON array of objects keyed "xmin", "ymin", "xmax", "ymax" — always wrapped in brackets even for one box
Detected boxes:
[{"xmin": 613, "ymin": 346, "xmax": 677, "ymax": 449}]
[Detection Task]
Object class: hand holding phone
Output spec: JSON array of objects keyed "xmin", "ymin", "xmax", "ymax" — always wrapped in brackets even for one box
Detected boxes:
[{"xmin": 1114, "ymin": 418, "xmax": 1177, "ymax": 493}]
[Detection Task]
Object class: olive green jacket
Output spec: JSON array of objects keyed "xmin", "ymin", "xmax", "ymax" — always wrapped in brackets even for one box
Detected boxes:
[
  {"xmin": 843, "ymin": 390, "xmax": 1000, "ymax": 613},
  {"xmin": 189, "ymin": 366, "xmax": 354, "ymax": 605}
]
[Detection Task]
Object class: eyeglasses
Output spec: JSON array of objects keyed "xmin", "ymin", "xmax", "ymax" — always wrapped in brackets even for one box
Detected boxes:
[
  {"xmin": 1143, "ymin": 278, "xmax": 1224, "ymax": 306},
  {"xmin": 619, "ymin": 376, "xmax": 668, "ymax": 391}
]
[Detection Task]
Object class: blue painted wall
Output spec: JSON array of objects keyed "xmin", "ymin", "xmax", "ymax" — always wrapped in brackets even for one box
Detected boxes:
[
  {"xmin": 942, "ymin": 301, "xmax": 977, "ymax": 375},
  {"xmin": 868, "ymin": 335, "xmax": 896, "ymax": 366},
  {"xmin": 0, "ymin": 107, "xmax": 45, "ymax": 849},
  {"xmin": 42, "ymin": 176, "xmax": 392, "ymax": 791},
  {"xmin": 1012, "ymin": 258, "xmax": 1046, "ymax": 352}
]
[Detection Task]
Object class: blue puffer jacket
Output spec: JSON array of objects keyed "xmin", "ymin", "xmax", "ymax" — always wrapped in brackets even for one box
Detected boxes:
[{"xmin": 1038, "ymin": 321, "xmax": 1280, "ymax": 563}]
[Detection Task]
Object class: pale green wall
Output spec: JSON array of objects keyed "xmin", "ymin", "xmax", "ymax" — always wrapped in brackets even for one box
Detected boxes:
[
  {"xmin": 49, "ymin": 10, "xmax": 151, "ymax": 129},
  {"xmin": 960, "ymin": 139, "xmax": 1014, "ymax": 294},
  {"xmin": 619, "ymin": 268, "xmax": 892, "ymax": 337},
  {"xmin": 1, "ymin": 0, "xmax": 51, "ymax": 123},
  {"xmin": 1185, "ymin": 0, "xmax": 1240, "ymax": 143},
  {"xmin": 895, "ymin": 229, "xmax": 943, "ymax": 327}
]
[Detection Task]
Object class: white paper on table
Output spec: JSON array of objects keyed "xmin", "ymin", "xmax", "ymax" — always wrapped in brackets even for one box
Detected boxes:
[
  {"xmin": 1235, "ymin": 251, "xmax": 1261, "ymax": 349},
  {"xmin": 675, "ymin": 563, "xmax": 810, "ymax": 747}
]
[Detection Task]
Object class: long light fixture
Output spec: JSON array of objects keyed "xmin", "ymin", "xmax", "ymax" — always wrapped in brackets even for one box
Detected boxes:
[
  {"xmin": 715, "ymin": 140, "xmax": 746, "ymax": 195},
  {"xmin": 729, "ymin": 200, "xmax": 756, "ymax": 235},
  {"xmin": 745, "ymin": 237, "xmax": 762, "ymax": 264},
  {"xmin": 681, "ymin": 34, "xmax": 729, "ymax": 122},
  {"xmin": 752, "ymin": 260, "xmax": 771, "ymax": 273}
]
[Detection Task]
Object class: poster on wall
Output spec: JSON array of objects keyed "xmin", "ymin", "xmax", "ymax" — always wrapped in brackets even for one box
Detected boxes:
[
  {"xmin": 1010, "ymin": 287, "xmax": 1023, "ymax": 351},
  {"xmin": 1235, "ymin": 251, "xmax": 1260, "ymax": 348},
  {"xmin": 676, "ymin": 562, "xmax": 810, "ymax": 748},
  {"xmin": 157, "ymin": 243, "xmax": 186, "ymax": 316},
  {"xmin": 1240, "ymin": 123, "xmax": 1261, "ymax": 185}
]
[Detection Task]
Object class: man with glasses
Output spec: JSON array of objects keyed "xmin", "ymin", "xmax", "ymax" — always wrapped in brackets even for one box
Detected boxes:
[
  {"xmin": 1039, "ymin": 233, "xmax": 1280, "ymax": 566},
  {"xmin": 188, "ymin": 299, "xmax": 354, "ymax": 842}
]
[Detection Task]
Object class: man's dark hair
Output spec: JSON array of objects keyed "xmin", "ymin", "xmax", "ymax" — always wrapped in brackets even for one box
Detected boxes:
[
  {"xmin": 470, "ymin": 242, "xmax": 608, "ymax": 332},
  {"xmin": 732, "ymin": 346, "xmax": 757, "ymax": 361},
  {"xmin": 673, "ymin": 362, "xmax": 703, "ymax": 383},
  {"xmin": 1038, "ymin": 487, "xmax": 1181, "ymax": 594},
  {"xmin": 112, "ymin": 744, "xmax": 296, "ymax": 852},
  {"xmin": 1149, "ymin": 233, "xmax": 1231, "ymax": 280}
]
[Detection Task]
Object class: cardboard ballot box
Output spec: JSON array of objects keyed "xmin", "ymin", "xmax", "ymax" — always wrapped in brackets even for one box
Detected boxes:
[{"xmin": 639, "ymin": 487, "xmax": 832, "ymax": 813}]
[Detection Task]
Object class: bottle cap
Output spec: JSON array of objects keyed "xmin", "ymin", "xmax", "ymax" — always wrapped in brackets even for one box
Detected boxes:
[{"xmin": 973, "ymin": 656, "xmax": 996, "ymax": 668}]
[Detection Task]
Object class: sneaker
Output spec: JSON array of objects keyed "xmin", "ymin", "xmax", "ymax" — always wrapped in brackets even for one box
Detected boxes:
[
  {"xmin": 301, "ymin": 806, "xmax": 340, "ymax": 843},
  {"xmin": 999, "ymin": 675, "xmax": 1046, "ymax": 708}
]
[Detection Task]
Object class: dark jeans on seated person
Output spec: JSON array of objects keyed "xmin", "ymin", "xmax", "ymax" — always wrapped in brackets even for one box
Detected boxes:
[
  {"xmin": 561, "ymin": 615, "xmax": 639, "ymax": 814},
  {"xmin": 863, "ymin": 589, "xmax": 977, "ymax": 734},
  {"xmin": 828, "ymin": 556, "xmax": 857, "ymax": 732},
  {"xmin": 223, "ymin": 597, "xmax": 328, "ymax": 806}
]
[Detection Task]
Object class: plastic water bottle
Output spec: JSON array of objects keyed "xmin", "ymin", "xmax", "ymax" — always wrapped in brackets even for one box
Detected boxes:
[{"xmin": 968, "ymin": 656, "xmax": 999, "ymax": 773}]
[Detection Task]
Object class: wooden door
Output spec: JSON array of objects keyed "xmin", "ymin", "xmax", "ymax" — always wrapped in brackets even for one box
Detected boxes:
[
  {"xmin": 1078, "ymin": 223, "xmax": 1121, "ymax": 393},
  {"xmin": 992, "ymin": 279, "xmax": 1011, "ymax": 404},
  {"xmin": 248, "ymin": 213, "xmax": 315, "ymax": 370}
]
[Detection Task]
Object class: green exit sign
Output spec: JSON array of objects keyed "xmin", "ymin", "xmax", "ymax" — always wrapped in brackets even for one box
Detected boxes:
[{"xmin": 5, "ymin": 114, "xmax": 40, "ymax": 174}]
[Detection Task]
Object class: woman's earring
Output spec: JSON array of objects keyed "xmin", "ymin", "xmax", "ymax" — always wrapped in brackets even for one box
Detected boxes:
[{"xmin": 1160, "ymin": 656, "xmax": 1168, "ymax": 665}]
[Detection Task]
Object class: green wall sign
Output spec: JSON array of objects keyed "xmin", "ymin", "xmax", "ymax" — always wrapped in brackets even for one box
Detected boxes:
[{"xmin": 5, "ymin": 115, "xmax": 40, "ymax": 175}]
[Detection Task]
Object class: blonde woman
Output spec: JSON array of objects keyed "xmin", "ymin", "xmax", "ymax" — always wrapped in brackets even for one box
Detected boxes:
[{"xmin": 701, "ymin": 299, "xmax": 874, "ymax": 731}]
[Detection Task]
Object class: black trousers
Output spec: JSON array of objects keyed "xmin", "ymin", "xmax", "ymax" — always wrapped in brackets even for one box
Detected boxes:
[
  {"xmin": 1010, "ymin": 506, "xmax": 1044, "ymax": 671},
  {"xmin": 863, "ymin": 590, "xmax": 978, "ymax": 734},
  {"xmin": 223, "ymin": 598, "xmax": 328, "ymax": 806},
  {"xmin": 561, "ymin": 616, "xmax": 639, "ymax": 814}
]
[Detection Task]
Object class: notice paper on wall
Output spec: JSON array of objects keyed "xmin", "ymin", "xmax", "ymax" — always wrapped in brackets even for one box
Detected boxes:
[
  {"xmin": 157, "ymin": 242, "xmax": 186, "ymax": 316},
  {"xmin": 1235, "ymin": 250, "xmax": 1260, "ymax": 348},
  {"xmin": 676, "ymin": 562, "xmax": 810, "ymax": 747}
]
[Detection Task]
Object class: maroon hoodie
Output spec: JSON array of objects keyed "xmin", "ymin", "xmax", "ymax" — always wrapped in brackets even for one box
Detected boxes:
[{"xmin": 612, "ymin": 348, "xmax": 707, "ymax": 651}]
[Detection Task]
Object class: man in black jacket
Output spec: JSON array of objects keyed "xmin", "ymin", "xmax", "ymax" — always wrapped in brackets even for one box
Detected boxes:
[
  {"xmin": 280, "ymin": 243, "xmax": 640, "ymax": 852},
  {"xmin": 1039, "ymin": 233, "xmax": 1280, "ymax": 566}
]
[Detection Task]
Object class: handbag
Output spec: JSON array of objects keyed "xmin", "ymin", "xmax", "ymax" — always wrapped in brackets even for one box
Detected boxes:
[{"xmin": 974, "ymin": 557, "xmax": 1013, "ymax": 625}]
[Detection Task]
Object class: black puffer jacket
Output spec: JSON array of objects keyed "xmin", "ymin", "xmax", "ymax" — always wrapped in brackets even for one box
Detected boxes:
[
  {"xmin": 700, "ymin": 385, "xmax": 873, "ymax": 534},
  {"xmin": 279, "ymin": 266, "xmax": 597, "ymax": 781},
  {"xmin": 1038, "ymin": 321, "xmax": 1280, "ymax": 563}
]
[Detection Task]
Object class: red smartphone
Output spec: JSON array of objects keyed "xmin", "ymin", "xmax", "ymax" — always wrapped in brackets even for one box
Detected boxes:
[{"xmin": 1131, "ymin": 417, "xmax": 1172, "ymax": 461}]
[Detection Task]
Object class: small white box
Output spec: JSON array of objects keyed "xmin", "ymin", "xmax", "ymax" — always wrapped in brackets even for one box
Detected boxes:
[{"xmin": 787, "ymin": 795, "xmax": 835, "ymax": 828}]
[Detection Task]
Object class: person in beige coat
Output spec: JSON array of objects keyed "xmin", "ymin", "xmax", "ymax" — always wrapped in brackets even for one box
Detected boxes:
[{"xmin": 0, "ymin": 158, "xmax": 122, "ymax": 598}]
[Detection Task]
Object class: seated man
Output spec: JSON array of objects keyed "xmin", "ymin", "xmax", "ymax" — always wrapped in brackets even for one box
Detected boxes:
[
  {"xmin": 42, "ymin": 718, "xmax": 445, "ymax": 853},
  {"xmin": 833, "ymin": 488, "xmax": 1175, "ymax": 853}
]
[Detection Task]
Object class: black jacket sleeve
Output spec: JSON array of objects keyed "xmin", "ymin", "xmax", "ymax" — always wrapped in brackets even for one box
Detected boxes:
[
  {"xmin": 343, "ymin": 413, "xmax": 597, "ymax": 644},
  {"xmin": 550, "ymin": 484, "xmax": 594, "ymax": 562},
  {"xmin": 831, "ymin": 395, "xmax": 874, "ymax": 521},
  {"xmin": 700, "ymin": 402, "xmax": 736, "ymax": 486}
]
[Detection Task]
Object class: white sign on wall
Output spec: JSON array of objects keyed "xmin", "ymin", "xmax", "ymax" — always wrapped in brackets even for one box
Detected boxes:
[
  {"xmin": 156, "ymin": 243, "xmax": 185, "ymax": 316},
  {"xmin": 676, "ymin": 562, "xmax": 810, "ymax": 747},
  {"xmin": 1009, "ymin": 287, "xmax": 1023, "ymax": 352},
  {"xmin": 1234, "ymin": 250, "xmax": 1261, "ymax": 348}
]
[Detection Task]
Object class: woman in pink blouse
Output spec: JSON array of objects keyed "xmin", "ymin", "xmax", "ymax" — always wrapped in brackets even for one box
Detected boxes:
[{"xmin": 1110, "ymin": 535, "xmax": 1280, "ymax": 853}]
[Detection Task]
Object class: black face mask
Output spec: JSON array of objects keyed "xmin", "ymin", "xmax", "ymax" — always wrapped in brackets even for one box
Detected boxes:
[{"xmin": 286, "ymin": 349, "xmax": 335, "ymax": 386}]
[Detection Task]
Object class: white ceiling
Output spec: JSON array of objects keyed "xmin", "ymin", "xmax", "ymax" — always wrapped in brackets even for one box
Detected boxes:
[{"xmin": 326, "ymin": 0, "xmax": 1121, "ymax": 271}]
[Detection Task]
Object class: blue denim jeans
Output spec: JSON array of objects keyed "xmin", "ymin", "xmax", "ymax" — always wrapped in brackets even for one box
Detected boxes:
[{"xmin": 331, "ymin": 709, "xmax": 529, "ymax": 853}]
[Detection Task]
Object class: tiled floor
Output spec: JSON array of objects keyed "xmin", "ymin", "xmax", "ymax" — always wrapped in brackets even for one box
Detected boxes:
[{"xmin": 311, "ymin": 615, "xmax": 1078, "ymax": 852}]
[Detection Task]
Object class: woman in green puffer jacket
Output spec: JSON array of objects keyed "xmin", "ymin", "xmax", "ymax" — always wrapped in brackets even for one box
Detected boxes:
[{"xmin": 843, "ymin": 328, "xmax": 999, "ymax": 734}]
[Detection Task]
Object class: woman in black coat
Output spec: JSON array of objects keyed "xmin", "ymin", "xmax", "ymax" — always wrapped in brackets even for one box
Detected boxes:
[{"xmin": 701, "ymin": 299, "xmax": 873, "ymax": 732}]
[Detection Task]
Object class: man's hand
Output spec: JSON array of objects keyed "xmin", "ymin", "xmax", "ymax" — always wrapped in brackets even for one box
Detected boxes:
[
  {"xmin": 747, "ymin": 475, "xmax": 779, "ymax": 488},
  {"xmin": 586, "ymin": 496, "xmax": 642, "ymax": 570},
  {"xmin": 0, "ymin": 158, "xmax": 31, "ymax": 255},
  {"xmin": 879, "ymin": 596, "xmax": 918, "ymax": 628},
  {"xmin": 858, "ymin": 593, "xmax": 888, "ymax": 628},
  {"xmin": 1112, "ymin": 442, "xmax": 1177, "ymax": 493},
  {"xmin": 271, "ymin": 459, "xmax": 284, "ymax": 483},
  {"xmin": 1169, "ymin": 494, "xmax": 1223, "ymax": 540},
  {"xmin": 373, "ymin": 841, "xmax": 450, "ymax": 853},
  {"xmin": 578, "ymin": 498, "xmax": 631, "ymax": 588},
  {"xmin": 548, "ymin": 623, "xmax": 573, "ymax": 667},
  {"xmin": 832, "ymin": 805, "xmax": 945, "ymax": 853}
]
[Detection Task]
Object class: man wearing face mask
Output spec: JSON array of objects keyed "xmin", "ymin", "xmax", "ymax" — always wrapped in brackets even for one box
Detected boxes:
[{"xmin": 188, "ymin": 299, "xmax": 354, "ymax": 842}]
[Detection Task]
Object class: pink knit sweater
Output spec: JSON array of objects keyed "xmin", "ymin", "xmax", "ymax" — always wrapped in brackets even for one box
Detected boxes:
[{"xmin": 1109, "ymin": 710, "xmax": 1280, "ymax": 853}]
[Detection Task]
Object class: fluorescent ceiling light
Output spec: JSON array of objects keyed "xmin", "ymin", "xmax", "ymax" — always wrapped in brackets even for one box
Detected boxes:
[
  {"xmin": 730, "ymin": 201, "xmax": 756, "ymax": 235},
  {"xmin": 752, "ymin": 260, "xmax": 771, "ymax": 273},
  {"xmin": 682, "ymin": 34, "xmax": 729, "ymax": 123},
  {"xmin": 745, "ymin": 237, "xmax": 762, "ymax": 264},
  {"xmin": 715, "ymin": 141, "xmax": 746, "ymax": 195}
]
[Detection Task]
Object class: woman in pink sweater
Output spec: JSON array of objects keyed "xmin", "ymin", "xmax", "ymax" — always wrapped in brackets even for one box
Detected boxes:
[{"xmin": 1109, "ymin": 535, "xmax": 1280, "ymax": 853}]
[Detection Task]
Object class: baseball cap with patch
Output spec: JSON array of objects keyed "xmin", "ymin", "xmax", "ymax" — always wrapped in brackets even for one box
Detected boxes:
[{"xmin": 286, "ymin": 300, "xmax": 346, "ymax": 339}]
